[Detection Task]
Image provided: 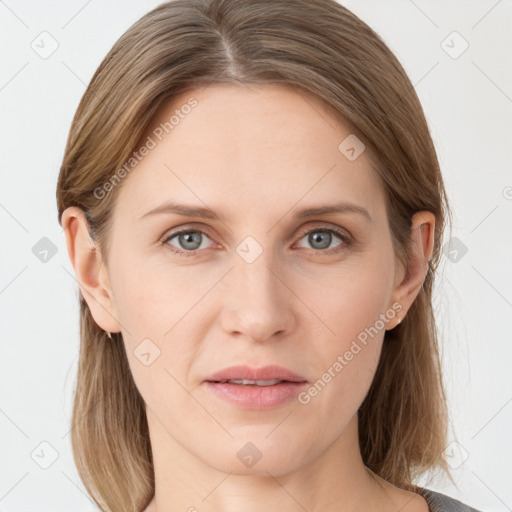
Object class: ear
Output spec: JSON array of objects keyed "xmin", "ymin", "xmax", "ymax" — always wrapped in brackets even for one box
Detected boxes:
[
  {"xmin": 61, "ymin": 206, "xmax": 121, "ymax": 333},
  {"xmin": 387, "ymin": 210, "xmax": 435, "ymax": 328}
]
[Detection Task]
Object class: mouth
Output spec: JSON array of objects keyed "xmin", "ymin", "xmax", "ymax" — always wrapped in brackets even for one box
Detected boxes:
[{"xmin": 203, "ymin": 365, "xmax": 308, "ymax": 409}]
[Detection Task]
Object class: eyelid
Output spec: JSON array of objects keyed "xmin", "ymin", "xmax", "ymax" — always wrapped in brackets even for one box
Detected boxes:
[
  {"xmin": 295, "ymin": 222, "xmax": 352, "ymax": 241},
  {"xmin": 160, "ymin": 222, "xmax": 215, "ymax": 242}
]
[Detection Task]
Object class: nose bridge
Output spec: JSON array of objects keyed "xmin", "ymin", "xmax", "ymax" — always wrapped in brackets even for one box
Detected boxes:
[
  {"xmin": 237, "ymin": 246, "xmax": 278, "ymax": 301},
  {"xmin": 220, "ymin": 239, "xmax": 293, "ymax": 340}
]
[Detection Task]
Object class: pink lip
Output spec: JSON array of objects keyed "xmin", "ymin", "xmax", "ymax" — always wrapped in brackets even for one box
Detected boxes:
[{"xmin": 203, "ymin": 365, "xmax": 308, "ymax": 410}]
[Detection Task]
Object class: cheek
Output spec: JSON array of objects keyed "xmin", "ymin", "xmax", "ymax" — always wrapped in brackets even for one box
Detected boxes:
[
  {"xmin": 296, "ymin": 250, "xmax": 395, "ymax": 345},
  {"xmin": 295, "ymin": 253, "xmax": 394, "ymax": 415},
  {"xmin": 110, "ymin": 254, "xmax": 207, "ymax": 337},
  {"xmin": 111, "ymin": 265, "xmax": 201, "ymax": 417},
  {"xmin": 108, "ymin": 257, "xmax": 217, "ymax": 392}
]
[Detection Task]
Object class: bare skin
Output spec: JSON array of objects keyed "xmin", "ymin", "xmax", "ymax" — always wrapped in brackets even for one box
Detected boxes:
[{"xmin": 63, "ymin": 84, "xmax": 432, "ymax": 512}]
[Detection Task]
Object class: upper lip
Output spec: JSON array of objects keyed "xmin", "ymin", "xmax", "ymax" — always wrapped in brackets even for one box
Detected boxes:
[{"xmin": 203, "ymin": 365, "xmax": 307, "ymax": 383}]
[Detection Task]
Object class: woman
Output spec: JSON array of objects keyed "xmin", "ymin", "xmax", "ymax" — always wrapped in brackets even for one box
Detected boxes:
[{"xmin": 57, "ymin": 0, "xmax": 482, "ymax": 510}]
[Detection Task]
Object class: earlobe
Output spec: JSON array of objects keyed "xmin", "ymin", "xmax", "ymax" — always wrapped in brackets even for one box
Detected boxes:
[
  {"xmin": 388, "ymin": 211, "xmax": 435, "ymax": 326},
  {"xmin": 61, "ymin": 206, "xmax": 121, "ymax": 333}
]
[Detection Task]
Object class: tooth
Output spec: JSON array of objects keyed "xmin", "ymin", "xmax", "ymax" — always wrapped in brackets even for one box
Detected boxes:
[
  {"xmin": 226, "ymin": 379, "xmax": 282, "ymax": 386},
  {"xmin": 256, "ymin": 379, "xmax": 281, "ymax": 386}
]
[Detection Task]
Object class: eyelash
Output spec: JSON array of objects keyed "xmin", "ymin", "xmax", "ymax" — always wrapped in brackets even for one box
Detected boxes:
[{"xmin": 160, "ymin": 225, "xmax": 353, "ymax": 258}]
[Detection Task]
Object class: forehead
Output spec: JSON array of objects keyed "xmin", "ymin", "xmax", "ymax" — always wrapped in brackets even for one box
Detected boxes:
[{"xmin": 113, "ymin": 84, "xmax": 385, "ymax": 224}]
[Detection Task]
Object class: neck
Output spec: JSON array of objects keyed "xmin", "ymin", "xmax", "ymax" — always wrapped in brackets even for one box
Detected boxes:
[{"xmin": 144, "ymin": 413, "xmax": 400, "ymax": 512}]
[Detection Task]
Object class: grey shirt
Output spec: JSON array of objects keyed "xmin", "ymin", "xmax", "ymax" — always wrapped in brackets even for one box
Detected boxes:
[{"xmin": 416, "ymin": 487, "xmax": 483, "ymax": 512}]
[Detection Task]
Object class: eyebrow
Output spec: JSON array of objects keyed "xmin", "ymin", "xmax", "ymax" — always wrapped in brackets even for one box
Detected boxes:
[{"xmin": 139, "ymin": 200, "xmax": 372, "ymax": 222}]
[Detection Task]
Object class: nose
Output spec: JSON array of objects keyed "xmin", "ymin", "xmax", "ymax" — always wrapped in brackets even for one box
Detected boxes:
[{"xmin": 219, "ymin": 250, "xmax": 296, "ymax": 343}]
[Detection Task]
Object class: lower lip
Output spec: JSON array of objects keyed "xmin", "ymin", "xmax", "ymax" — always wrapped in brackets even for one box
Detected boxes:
[{"xmin": 204, "ymin": 381, "xmax": 308, "ymax": 410}]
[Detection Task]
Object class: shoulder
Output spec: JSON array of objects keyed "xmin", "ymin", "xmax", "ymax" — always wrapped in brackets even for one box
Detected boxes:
[{"xmin": 415, "ymin": 487, "xmax": 483, "ymax": 512}]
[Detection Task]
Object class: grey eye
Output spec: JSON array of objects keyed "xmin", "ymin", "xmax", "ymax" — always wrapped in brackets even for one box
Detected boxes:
[
  {"xmin": 165, "ymin": 230, "xmax": 213, "ymax": 252},
  {"xmin": 297, "ymin": 229, "xmax": 344, "ymax": 251}
]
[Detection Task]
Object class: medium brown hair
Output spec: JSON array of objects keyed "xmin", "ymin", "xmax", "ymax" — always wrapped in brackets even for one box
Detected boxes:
[{"xmin": 56, "ymin": 1, "xmax": 453, "ymax": 510}]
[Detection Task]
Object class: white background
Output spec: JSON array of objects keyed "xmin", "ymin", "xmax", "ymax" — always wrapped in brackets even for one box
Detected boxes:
[{"xmin": 1, "ymin": 1, "xmax": 511, "ymax": 510}]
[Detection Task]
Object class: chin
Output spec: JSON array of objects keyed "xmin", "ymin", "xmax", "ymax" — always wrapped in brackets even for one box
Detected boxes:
[{"xmin": 196, "ymin": 435, "xmax": 310, "ymax": 477}]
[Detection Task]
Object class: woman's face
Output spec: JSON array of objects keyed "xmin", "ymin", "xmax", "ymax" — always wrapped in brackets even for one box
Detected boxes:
[{"xmin": 92, "ymin": 85, "xmax": 410, "ymax": 475}]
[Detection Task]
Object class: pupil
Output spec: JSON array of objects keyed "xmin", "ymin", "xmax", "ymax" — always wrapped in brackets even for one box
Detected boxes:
[
  {"xmin": 310, "ymin": 231, "xmax": 330, "ymax": 250},
  {"xmin": 181, "ymin": 232, "xmax": 201, "ymax": 250}
]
